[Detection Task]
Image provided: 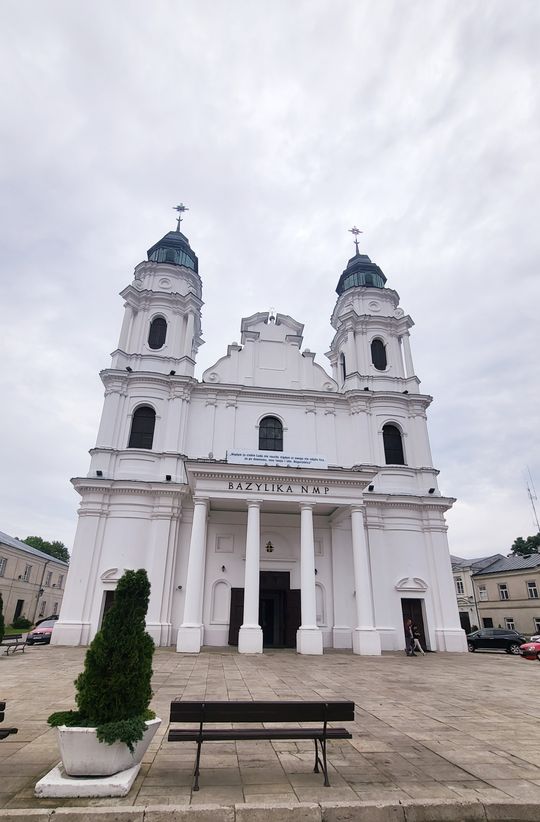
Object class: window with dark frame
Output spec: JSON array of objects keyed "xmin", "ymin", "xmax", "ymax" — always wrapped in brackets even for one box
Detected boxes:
[
  {"xmin": 527, "ymin": 581, "xmax": 539, "ymax": 599},
  {"xmin": 340, "ymin": 352, "xmax": 346, "ymax": 382},
  {"xmin": 498, "ymin": 583, "xmax": 509, "ymax": 601},
  {"xmin": 128, "ymin": 406, "xmax": 156, "ymax": 449},
  {"xmin": 148, "ymin": 316, "xmax": 167, "ymax": 350},
  {"xmin": 382, "ymin": 424, "xmax": 405, "ymax": 465},
  {"xmin": 258, "ymin": 416, "xmax": 283, "ymax": 452},
  {"xmin": 455, "ymin": 577, "xmax": 464, "ymax": 595},
  {"xmin": 371, "ymin": 338, "xmax": 387, "ymax": 370}
]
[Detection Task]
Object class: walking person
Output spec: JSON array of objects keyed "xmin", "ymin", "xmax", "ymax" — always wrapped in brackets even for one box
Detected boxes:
[
  {"xmin": 404, "ymin": 618, "xmax": 416, "ymax": 656},
  {"xmin": 412, "ymin": 623, "xmax": 425, "ymax": 656}
]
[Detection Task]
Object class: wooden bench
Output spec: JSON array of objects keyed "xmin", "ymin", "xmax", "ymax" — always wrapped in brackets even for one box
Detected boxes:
[
  {"xmin": 168, "ymin": 699, "xmax": 354, "ymax": 790},
  {"xmin": 0, "ymin": 701, "xmax": 18, "ymax": 741},
  {"xmin": 1, "ymin": 634, "xmax": 26, "ymax": 655}
]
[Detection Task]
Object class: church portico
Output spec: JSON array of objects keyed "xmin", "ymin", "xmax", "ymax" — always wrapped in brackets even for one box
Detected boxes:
[{"xmin": 177, "ymin": 461, "xmax": 378, "ymax": 654}]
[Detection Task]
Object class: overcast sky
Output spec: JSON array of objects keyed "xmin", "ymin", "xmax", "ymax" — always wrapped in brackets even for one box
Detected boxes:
[{"xmin": 1, "ymin": 0, "xmax": 539, "ymax": 559}]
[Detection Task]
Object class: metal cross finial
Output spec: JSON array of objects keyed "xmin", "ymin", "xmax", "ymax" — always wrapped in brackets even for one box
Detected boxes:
[
  {"xmin": 173, "ymin": 203, "xmax": 189, "ymax": 232},
  {"xmin": 348, "ymin": 226, "xmax": 363, "ymax": 254}
]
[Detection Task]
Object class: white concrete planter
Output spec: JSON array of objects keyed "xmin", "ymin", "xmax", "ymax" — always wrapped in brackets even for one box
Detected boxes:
[{"xmin": 57, "ymin": 717, "xmax": 161, "ymax": 777}]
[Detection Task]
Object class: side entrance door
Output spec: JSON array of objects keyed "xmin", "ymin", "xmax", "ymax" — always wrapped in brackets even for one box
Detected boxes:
[{"xmin": 401, "ymin": 598, "xmax": 428, "ymax": 650}]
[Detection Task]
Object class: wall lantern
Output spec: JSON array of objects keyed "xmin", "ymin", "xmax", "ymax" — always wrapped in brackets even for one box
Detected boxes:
[{"xmin": 265, "ymin": 541, "xmax": 274, "ymax": 553}]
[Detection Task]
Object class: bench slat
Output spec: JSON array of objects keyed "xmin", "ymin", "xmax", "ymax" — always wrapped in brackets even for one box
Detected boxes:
[
  {"xmin": 169, "ymin": 700, "xmax": 354, "ymax": 723},
  {"xmin": 168, "ymin": 727, "xmax": 351, "ymax": 742}
]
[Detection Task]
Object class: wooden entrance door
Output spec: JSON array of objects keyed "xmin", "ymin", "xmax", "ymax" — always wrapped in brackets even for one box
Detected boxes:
[{"xmin": 227, "ymin": 573, "xmax": 301, "ymax": 648}]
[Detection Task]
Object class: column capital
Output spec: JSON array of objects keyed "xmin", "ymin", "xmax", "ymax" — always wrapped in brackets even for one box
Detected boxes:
[
  {"xmin": 350, "ymin": 504, "xmax": 366, "ymax": 515},
  {"xmin": 192, "ymin": 496, "xmax": 209, "ymax": 507},
  {"xmin": 246, "ymin": 499, "xmax": 263, "ymax": 509},
  {"xmin": 299, "ymin": 501, "xmax": 316, "ymax": 511}
]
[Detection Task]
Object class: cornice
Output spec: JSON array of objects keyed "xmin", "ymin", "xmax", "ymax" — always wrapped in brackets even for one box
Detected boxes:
[
  {"xmin": 363, "ymin": 493, "xmax": 455, "ymax": 513},
  {"xmin": 71, "ymin": 477, "xmax": 191, "ymax": 497},
  {"xmin": 185, "ymin": 461, "xmax": 376, "ymax": 488}
]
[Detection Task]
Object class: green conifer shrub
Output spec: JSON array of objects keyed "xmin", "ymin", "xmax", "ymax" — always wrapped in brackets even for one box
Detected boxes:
[
  {"xmin": 0, "ymin": 593, "xmax": 5, "ymax": 644},
  {"xmin": 48, "ymin": 569, "xmax": 155, "ymax": 751}
]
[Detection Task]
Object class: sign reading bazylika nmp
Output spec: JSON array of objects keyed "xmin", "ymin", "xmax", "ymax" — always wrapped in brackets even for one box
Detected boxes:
[{"xmin": 227, "ymin": 449, "xmax": 327, "ymax": 469}]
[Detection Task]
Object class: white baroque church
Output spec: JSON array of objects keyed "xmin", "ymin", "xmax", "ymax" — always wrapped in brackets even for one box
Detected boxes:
[{"xmin": 52, "ymin": 218, "xmax": 467, "ymax": 655}]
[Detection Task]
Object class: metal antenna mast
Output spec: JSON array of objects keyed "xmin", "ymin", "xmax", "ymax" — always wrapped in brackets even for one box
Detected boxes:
[{"xmin": 525, "ymin": 467, "xmax": 540, "ymax": 533}]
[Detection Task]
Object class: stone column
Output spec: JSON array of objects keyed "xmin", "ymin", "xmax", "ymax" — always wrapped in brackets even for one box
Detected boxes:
[
  {"xmin": 184, "ymin": 312, "xmax": 195, "ymax": 358},
  {"xmin": 177, "ymin": 497, "xmax": 208, "ymax": 653},
  {"xmin": 402, "ymin": 332, "xmax": 415, "ymax": 378},
  {"xmin": 296, "ymin": 503, "xmax": 323, "ymax": 655},
  {"xmin": 351, "ymin": 505, "xmax": 381, "ymax": 655},
  {"xmin": 238, "ymin": 500, "xmax": 263, "ymax": 653}
]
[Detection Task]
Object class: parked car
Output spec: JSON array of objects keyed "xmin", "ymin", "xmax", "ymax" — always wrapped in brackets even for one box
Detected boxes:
[
  {"xmin": 34, "ymin": 614, "xmax": 59, "ymax": 628},
  {"xmin": 466, "ymin": 628, "xmax": 527, "ymax": 654},
  {"xmin": 26, "ymin": 619, "xmax": 56, "ymax": 645},
  {"xmin": 520, "ymin": 640, "xmax": 540, "ymax": 661}
]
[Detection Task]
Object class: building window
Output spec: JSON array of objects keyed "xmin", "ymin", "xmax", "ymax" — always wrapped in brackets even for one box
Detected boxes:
[
  {"xmin": 504, "ymin": 617, "xmax": 515, "ymax": 630},
  {"xmin": 455, "ymin": 577, "xmax": 464, "ymax": 595},
  {"xmin": 21, "ymin": 564, "xmax": 32, "ymax": 582},
  {"xmin": 371, "ymin": 338, "xmax": 387, "ymax": 370},
  {"xmin": 0, "ymin": 557, "xmax": 6, "ymax": 577},
  {"xmin": 478, "ymin": 585, "xmax": 487, "ymax": 601},
  {"xmin": 258, "ymin": 416, "xmax": 283, "ymax": 452},
  {"xmin": 482, "ymin": 617, "xmax": 493, "ymax": 628},
  {"xmin": 339, "ymin": 352, "xmax": 346, "ymax": 382},
  {"xmin": 58, "ymin": 574, "xmax": 64, "ymax": 589},
  {"xmin": 148, "ymin": 316, "xmax": 167, "ymax": 350},
  {"xmin": 534, "ymin": 618, "xmax": 540, "ymax": 633},
  {"xmin": 128, "ymin": 406, "xmax": 156, "ymax": 449},
  {"xmin": 527, "ymin": 581, "xmax": 539, "ymax": 599},
  {"xmin": 382, "ymin": 424, "xmax": 405, "ymax": 465},
  {"xmin": 52, "ymin": 602, "xmax": 58, "ymax": 615},
  {"xmin": 498, "ymin": 583, "xmax": 509, "ymax": 601},
  {"xmin": 45, "ymin": 571, "xmax": 52, "ymax": 586}
]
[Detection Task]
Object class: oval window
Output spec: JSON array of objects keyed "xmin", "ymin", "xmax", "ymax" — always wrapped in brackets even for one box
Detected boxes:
[
  {"xmin": 148, "ymin": 317, "xmax": 167, "ymax": 350},
  {"xmin": 371, "ymin": 339, "xmax": 387, "ymax": 370}
]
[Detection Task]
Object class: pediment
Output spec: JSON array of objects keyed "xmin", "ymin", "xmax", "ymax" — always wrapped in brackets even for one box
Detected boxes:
[
  {"xmin": 395, "ymin": 576, "xmax": 428, "ymax": 592},
  {"xmin": 100, "ymin": 567, "xmax": 126, "ymax": 582}
]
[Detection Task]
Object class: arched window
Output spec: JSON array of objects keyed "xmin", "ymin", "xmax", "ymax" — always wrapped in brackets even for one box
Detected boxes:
[
  {"xmin": 371, "ymin": 338, "xmax": 387, "ymax": 370},
  {"xmin": 148, "ymin": 317, "xmax": 167, "ymax": 350},
  {"xmin": 128, "ymin": 406, "xmax": 156, "ymax": 449},
  {"xmin": 383, "ymin": 424, "xmax": 405, "ymax": 465},
  {"xmin": 340, "ymin": 352, "xmax": 347, "ymax": 382},
  {"xmin": 258, "ymin": 416, "xmax": 283, "ymax": 451}
]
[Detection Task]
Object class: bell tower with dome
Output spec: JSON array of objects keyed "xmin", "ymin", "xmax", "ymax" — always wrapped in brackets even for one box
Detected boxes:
[{"xmin": 327, "ymin": 227, "xmax": 419, "ymax": 394}]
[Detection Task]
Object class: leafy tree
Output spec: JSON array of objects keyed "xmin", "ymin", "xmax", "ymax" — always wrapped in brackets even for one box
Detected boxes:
[
  {"xmin": 0, "ymin": 593, "xmax": 4, "ymax": 644},
  {"xmin": 510, "ymin": 533, "xmax": 540, "ymax": 557},
  {"xmin": 48, "ymin": 569, "xmax": 155, "ymax": 750},
  {"xmin": 21, "ymin": 536, "xmax": 70, "ymax": 563}
]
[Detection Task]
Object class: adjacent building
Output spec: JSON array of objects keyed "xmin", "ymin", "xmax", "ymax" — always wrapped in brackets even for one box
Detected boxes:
[
  {"xmin": 52, "ymin": 219, "xmax": 467, "ymax": 655},
  {"xmin": 451, "ymin": 554, "xmax": 504, "ymax": 633},
  {"xmin": 0, "ymin": 531, "xmax": 68, "ymax": 625},
  {"xmin": 471, "ymin": 554, "xmax": 540, "ymax": 636}
]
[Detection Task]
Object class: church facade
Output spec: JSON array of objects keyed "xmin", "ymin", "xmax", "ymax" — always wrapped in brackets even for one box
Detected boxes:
[{"xmin": 52, "ymin": 221, "xmax": 467, "ymax": 655}]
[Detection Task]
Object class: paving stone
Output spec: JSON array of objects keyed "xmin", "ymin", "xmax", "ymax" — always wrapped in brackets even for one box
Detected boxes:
[
  {"xmin": 400, "ymin": 799, "xmax": 486, "ymax": 820},
  {"xmin": 320, "ymin": 800, "xmax": 405, "ymax": 821},
  {"xmin": 483, "ymin": 801, "xmax": 540, "ymax": 821},
  {"xmin": 51, "ymin": 809, "xmax": 145, "ymax": 822},
  {"xmin": 144, "ymin": 805, "xmax": 234, "ymax": 821},
  {"xmin": 236, "ymin": 802, "xmax": 320, "ymax": 822}
]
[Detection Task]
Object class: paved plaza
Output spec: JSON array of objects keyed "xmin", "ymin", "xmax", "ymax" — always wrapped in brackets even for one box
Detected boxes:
[{"xmin": 1, "ymin": 646, "xmax": 540, "ymax": 815}]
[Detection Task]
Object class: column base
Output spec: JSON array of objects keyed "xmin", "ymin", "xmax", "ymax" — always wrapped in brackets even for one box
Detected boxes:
[
  {"xmin": 50, "ymin": 621, "xmax": 91, "ymax": 647},
  {"xmin": 238, "ymin": 625, "xmax": 263, "ymax": 654},
  {"xmin": 434, "ymin": 628, "xmax": 468, "ymax": 652},
  {"xmin": 176, "ymin": 625, "xmax": 203, "ymax": 653},
  {"xmin": 146, "ymin": 622, "xmax": 172, "ymax": 647},
  {"xmin": 296, "ymin": 627, "xmax": 323, "ymax": 655},
  {"xmin": 352, "ymin": 628, "xmax": 381, "ymax": 656}
]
